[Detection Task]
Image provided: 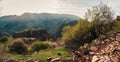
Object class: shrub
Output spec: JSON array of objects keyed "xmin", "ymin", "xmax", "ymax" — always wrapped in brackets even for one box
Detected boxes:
[
  {"xmin": 0, "ymin": 36, "xmax": 8, "ymax": 43},
  {"xmin": 8, "ymin": 39, "xmax": 27, "ymax": 54},
  {"xmin": 0, "ymin": 58, "xmax": 4, "ymax": 62},
  {"xmin": 61, "ymin": 3, "xmax": 115, "ymax": 50},
  {"xmin": 31, "ymin": 42, "xmax": 50, "ymax": 52},
  {"xmin": 62, "ymin": 19, "xmax": 91, "ymax": 50}
]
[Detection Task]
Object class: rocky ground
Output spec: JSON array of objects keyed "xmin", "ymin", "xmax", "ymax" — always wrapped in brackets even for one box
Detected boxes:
[{"xmin": 72, "ymin": 32, "xmax": 120, "ymax": 62}]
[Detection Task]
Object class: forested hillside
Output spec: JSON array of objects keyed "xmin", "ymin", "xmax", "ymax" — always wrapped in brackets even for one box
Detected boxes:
[
  {"xmin": 12, "ymin": 29, "xmax": 53, "ymax": 41},
  {"xmin": 0, "ymin": 13, "xmax": 79, "ymax": 37}
]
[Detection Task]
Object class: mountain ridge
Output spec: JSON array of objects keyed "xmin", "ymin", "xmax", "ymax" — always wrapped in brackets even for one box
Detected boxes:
[{"xmin": 0, "ymin": 13, "xmax": 80, "ymax": 37}]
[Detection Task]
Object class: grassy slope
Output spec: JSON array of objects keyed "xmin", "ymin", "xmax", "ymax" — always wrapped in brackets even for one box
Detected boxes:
[
  {"xmin": 32, "ymin": 46, "xmax": 71, "ymax": 60},
  {"xmin": 6, "ymin": 46, "xmax": 71, "ymax": 61}
]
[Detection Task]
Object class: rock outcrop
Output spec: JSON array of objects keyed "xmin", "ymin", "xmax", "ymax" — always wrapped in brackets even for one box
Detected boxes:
[{"xmin": 72, "ymin": 32, "xmax": 120, "ymax": 62}]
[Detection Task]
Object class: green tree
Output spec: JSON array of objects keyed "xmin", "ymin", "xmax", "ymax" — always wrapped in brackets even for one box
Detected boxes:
[
  {"xmin": 62, "ymin": 2, "xmax": 115, "ymax": 50},
  {"xmin": 85, "ymin": 2, "xmax": 114, "ymax": 22},
  {"xmin": 85, "ymin": 2, "xmax": 115, "ymax": 39}
]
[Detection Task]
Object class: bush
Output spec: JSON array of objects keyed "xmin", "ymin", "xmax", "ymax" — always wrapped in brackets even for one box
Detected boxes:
[
  {"xmin": 61, "ymin": 3, "xmax": 115, "ymax": 50},
  {"xmin": 8, "ymin": 39, "xmax": 27, "ymax": 54},
  {"xmin": 62, "ymin": 19, "xmax": 91, "ymax": 50},
  {"xmin": 0, "ymin": 36, "xmax": 8, "ymax": 43},
  {"xmin": 31, "ymin": 42, "xmax": 50, "ymax": 52},
  {"xmin": 0, "ymin": 58, "xmax": 4, "ymax": 62}
]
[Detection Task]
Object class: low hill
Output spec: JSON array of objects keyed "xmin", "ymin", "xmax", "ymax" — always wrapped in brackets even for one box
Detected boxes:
[
  {"xmin": 12, "ymin": 29, "xmax": 53, "ymax": 41},
  {"xmin": 0, "ymin": 30, "xmax": 10, "ymax": 37}
]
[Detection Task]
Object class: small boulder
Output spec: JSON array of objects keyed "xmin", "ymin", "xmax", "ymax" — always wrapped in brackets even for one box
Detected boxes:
[
  {"xmin": 90, "ymin": 46, "xmax": 98, "ymax": 52},
  {"xmin": 51, "ymin": 57, "xmax": 62, "ymax": 62}
]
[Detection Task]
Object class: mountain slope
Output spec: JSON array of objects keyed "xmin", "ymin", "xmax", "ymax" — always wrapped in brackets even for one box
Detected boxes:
[{"xmin": 0, "ymin": 13, "xmax": 79, "ymax": 37}]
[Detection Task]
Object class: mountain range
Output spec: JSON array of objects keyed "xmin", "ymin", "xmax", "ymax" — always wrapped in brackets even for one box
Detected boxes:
[{"xmin": 0, "ymin": 13, "xmax": 80, "ymax": 37}]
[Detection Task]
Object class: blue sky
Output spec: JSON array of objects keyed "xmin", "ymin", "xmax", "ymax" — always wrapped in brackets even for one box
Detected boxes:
[{"xmin": 0, "ymin": 0, "xmax": 120, "ymax": 17}]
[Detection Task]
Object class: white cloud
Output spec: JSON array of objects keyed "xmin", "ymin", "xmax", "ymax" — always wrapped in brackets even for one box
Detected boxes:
[
  {"xmin": 57, "ymin": 0, "xmax": 120, "ymax": 17},
  {"xmin": 0, "ymin": 0, "xmax": 58, "ymax": 16},
  {"xmin": 0, "ymin": 0, "xmax": 120, "ymax": 17}
]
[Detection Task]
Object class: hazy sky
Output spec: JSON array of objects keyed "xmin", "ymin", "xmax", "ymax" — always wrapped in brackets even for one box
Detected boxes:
[{"xmin": 0, "ymin": 0, "xmax": 120, "ymax": 17}]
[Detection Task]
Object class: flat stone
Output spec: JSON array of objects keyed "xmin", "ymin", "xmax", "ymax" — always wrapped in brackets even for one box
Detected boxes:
[
  {"xmin": 91, "ymin": 55, "xmax": 100, "ymax": 62},
  {"xmin": 51, "ymin": 58, "xmax": 61, "ymax": 62},
  {"xmin": 89, "ymin": 51, "xmax": 95, "ymax": 55},
  {"xmin": 90, "ymin": 46, "xmax": 98, "ymax": 52}
]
